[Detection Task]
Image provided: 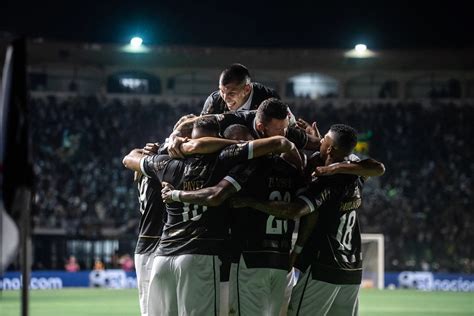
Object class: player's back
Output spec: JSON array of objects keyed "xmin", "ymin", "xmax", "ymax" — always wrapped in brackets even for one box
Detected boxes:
[
  {"xmin": 233, "ymin": 154, "xmax": 305, "ymax": 270},
  {"xmin": 297, "ymin": 174, "xmax": 364, "ymax": 284},
  {"xmin": 154, "ymin": 143, "xmax": 253, "ymax": 257}
]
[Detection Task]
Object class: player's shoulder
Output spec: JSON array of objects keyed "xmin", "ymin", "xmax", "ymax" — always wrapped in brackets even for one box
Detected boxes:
[
  {"xmin": 252, "ymin": 82, "xmax": 278, "ymax": 96},
  {"xmin": 208, "ymin": 90, "xmax": 221, "ymax": 100},
  {"xmin": 202, "ymin": 91, "xmax": 226, "ymax": 115}
]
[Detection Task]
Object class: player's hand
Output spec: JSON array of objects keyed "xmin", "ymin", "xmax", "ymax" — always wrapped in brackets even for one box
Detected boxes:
[
  {"xmin": 161, "ymin": 182, "xmax": 175, "ymax": 203},
  {"xmin": 296, "ymin": 118, "xmax": 321, "ymax": 139},
  {"xmin": 143, "ymin": 142, "xmax": 160, "ymax": 155},
  {"xmin": 312, "ymin": 164, "xmax": 337, "ymax": 177},
  {"xmin": 281, "ymin": 147, "xmax": 304, "ymax": 173},
  {"xmin": 168, "ymin": 137, "xmax": 188, "ymax": 159},
  {"xmin": 289, "ymin": 251, "xmax": 299, "ymax": 272}
]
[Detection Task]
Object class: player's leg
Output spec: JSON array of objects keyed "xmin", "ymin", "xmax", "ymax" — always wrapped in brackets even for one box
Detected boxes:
[
  {"xmin": 228, "ymin": 262, "xmax": 239, "ymax": 315},
  {"xmin": 147, "ymin": 255, "xmax": 178, "ymax": 316},
  {"xmin": 288, "ymin": 268, "xmax": 339, "ymax": 316},
  {"xmin": 278, "ymin": 268, "xmax": 297, "ymax": 316},
  {"xmin": 236, "ymin": 255, "xmax": 272, "ymax": 316},
  {"xmin": 176, "ymin": 254, "xmax": 221, "ymax": 316},
  {"xmin": 220, "ymin": 281, "xmax": 230, "ymax": 316},
  {"xmin": 219, "ymin": 254, "xmax": 232, "ymax": 316},
  {"xmin": 135, "ymin": 252, "xmax": 155, "ymax": 316},
  {"xmin": 326, "ymin": 284, "xmax": 360, "ymax": 316},
  {"xmin": 267, "ymin": 268, "xmax": 289, "ymax": 316}
]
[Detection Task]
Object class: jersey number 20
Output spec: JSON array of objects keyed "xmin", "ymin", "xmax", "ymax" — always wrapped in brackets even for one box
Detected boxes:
[{"xmin": 266, "ymin": 191, "xmax": 290, "ymax": 235}]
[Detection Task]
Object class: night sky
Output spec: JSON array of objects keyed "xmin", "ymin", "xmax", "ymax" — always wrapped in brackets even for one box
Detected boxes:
[{"xmin": 1, "ymin": 1, "xmax": 473, "ymax": 49}]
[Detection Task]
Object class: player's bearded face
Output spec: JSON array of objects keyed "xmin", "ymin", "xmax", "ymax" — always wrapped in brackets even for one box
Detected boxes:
[
  {"xmin": 219, "ymin": 82, "xmax": 250, "ymax": 111},
  {"xmin": 262, "ymin": 118, "xmax": 289, "ymax": 137}
]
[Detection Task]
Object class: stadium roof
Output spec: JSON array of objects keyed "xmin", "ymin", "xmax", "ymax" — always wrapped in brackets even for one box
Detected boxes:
[
  {"xmin": 3, "ymin": 40, "xmax": 472, "ymax": 72},
  {"xmin": 1, "ymin": 2, "xmax": 473, "ymax": 49}
]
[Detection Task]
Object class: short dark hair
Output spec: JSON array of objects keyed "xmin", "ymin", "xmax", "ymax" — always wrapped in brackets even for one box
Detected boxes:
[
  {"xmin": 223, "ymin": 124, "xmax": 253, "ymax": 141},
  {"xmin": 173, "ymin": 113, "xmax": 197, "ymax": 131},
  {"xmin": 193, "ymin": 116, "xmax": 220, "ymax": 135},
  {"xmin": 256, "ymin": 98, "xmax": 289, "ymax": 124},
  {"xmin": 219, "ymin": 63, "xmax": 251, "ymax": 86},
  {"xmin": 330, "ymin": 124, "xmax": 358, "ymax": 154}
]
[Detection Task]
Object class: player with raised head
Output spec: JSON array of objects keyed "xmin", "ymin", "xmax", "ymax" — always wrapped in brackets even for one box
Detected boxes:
[
  {"xmin": 201, "ymin": 63, "xmax": 280, "ymax": 115},
  {"xmin": 230, "ymin": 124, "xmax": 385, "ymax": 316}
]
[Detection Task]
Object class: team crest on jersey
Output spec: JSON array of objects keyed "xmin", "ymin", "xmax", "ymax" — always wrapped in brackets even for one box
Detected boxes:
[{"xmin": 215, "ymin": 114, "xmax": 225, "ymax": 121}]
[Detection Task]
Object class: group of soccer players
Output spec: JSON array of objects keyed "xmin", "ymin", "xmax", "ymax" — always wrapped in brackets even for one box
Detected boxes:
[{"xmin": 123, "ymin": 64, "xmax": 385, "ymax": 316}]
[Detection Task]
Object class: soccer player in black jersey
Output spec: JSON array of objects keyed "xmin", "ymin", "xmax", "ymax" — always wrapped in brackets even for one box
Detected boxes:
[
  {"xmin": 230, "ymin": 124, "xmax": 385, "ymax": 316},
  {"xmin": 126, "ymin": 149, "xmax": 166, "ymax": 316},
  {"xmin": 231, "ymin": 151, "xmax": 306, "ymax": 316},
  {"xmin": 201, "ymin": 63, "xmax": 280, "ymax": 115}
]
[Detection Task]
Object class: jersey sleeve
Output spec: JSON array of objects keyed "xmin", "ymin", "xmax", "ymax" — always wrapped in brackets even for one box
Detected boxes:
[
  {"xmin": 140, "ymin": 154, "xmax": 184, "ymax": 185},
  {"xmin": 201, "ymin": 94, "xmax": 215, "ymax": 115},
  {"xmin": 224, "ymin": 160, "xmax": 260, "ymax": 192},
  {"xmin": 218, "ymin": 142, "xmax": 254, "ymax": 165},
  {"xmin": 286, "ymin": 127, "xmax": 308, "ymax": 149},
  {"xmin": 270, "ymin": 88, "xmax": 280, "ymax": 100},
  {"xmin": 153, "ymin": 142, "xmax": 168, "ymax": 155},
  {"xmin": 297, "ymin": 181, "xmax": 331, "ymax": 213}
]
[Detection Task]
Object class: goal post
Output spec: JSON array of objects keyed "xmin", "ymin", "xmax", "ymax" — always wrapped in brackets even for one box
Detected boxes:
[{"xmin": 361, "ymin": 233, "xmax": 385, "ymax": 289}]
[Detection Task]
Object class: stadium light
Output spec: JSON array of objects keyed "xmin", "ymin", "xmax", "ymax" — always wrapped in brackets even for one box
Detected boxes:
[
  {"xmin": 344, "ymin": 43, "xmax": 376, "ymax": 58},
  {"xmin": 121, "ymin": 36, "xmax": 150, "ymax": 53},
  {"xmin": 130, "ymin": 37, "xmax": 143, "ymax": 48},
  {"xmin": 355, "ymin": 44, "xmax": 367, "ymax": 52}
]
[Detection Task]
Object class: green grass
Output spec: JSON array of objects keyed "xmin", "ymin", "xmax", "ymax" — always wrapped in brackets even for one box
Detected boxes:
[{"xmin": 1, "ymin": 288, "xmax": 473, "ymax": 316}]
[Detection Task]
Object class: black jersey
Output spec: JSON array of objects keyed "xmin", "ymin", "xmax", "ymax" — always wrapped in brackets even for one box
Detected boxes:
[
  {"xmin": 201, "ymin": 82, "xmax": 280, "ymax": 115},
  {"xmin": 230, "ymin": 155, "xmax": 306, "ymax": 270},
  {"xmin": 135, "ymin": 143, "xmax": 169, "ymax": 254},
  {"xmin": 215, "ymin": 111, "xmax": 308, "ymax": 149},
  {"xmin": 141, "ymin": 143, "xmax": 254, "ymax": 256},
  {"xmin": 135, "ymin": 174, "xmax": 166, "ymax": 254},
  {"xmin": 296, "ymin": 174, "xmax": 365, "ymax": 285}
]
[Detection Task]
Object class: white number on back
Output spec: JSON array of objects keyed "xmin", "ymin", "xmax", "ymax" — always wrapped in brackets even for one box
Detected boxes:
[{"xmin": 265, "ymin": 191, "xmax": 290, "ymax": 235}]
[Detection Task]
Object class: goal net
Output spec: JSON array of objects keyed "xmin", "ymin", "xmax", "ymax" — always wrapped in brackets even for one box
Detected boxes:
[{"xmin": 361, "ymin": 233, "xmax": 384, "ymax": 289}]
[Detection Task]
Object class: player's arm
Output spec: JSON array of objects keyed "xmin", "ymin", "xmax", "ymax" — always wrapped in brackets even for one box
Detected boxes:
[
  {"xmin": 180, "ymin": 137, "xmax": 240, "ymax": 155},
  {"xmin": 251, "ymin": 136, "xmax": 296, "ymax": 157},
  {"xmin": 122, "ymin": 148, "xmax": 144, "ymax": 172},
  {"xmin": 162, "ymin": 177, "xmax": 240, "ymax": 207},
  {"xmin": 162, "ymin": 160, "xmax": 255, "ymax": 207},
  {"xmin": 291, "ymin": 211, "xmax": 320, "ymax": 266},
  {"xmin": 286, "ymin": 127, "xmax": 321, "ymax": 151},
  {"xmin": 232, "ymin": 181, "xmax": 330, "ymax": 220},
  {"xmin": 314, "ymin": 158, "xmax": 385, "ymax": 178},
  {"xmin": 230, "ymin": 197, "xmax": 312, "ymax": 220}
]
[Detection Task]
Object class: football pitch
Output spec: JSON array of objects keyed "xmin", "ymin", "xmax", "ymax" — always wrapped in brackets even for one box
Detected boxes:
[{"xmin": 1, "ymin": 288, "xmax": 473, "ymax": 316}]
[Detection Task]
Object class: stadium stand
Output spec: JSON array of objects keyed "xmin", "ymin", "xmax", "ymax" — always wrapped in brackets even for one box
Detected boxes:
[{"xmin": 22, "ymin": 95, "xmax": 473, "ymax": 274}]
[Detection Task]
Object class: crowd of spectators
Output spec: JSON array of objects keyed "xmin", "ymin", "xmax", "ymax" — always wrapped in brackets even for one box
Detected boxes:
[{"xmin": 30, "ymin": 95, "xmax": 473, "ymax": 273}]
